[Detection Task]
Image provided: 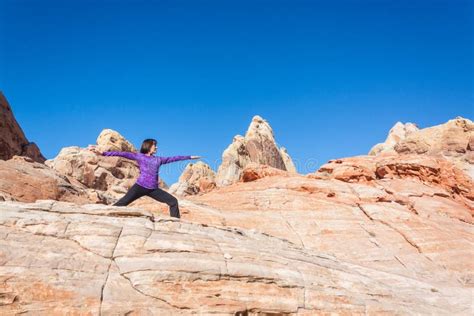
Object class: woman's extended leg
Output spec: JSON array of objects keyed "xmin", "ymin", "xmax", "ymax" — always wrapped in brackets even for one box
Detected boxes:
[
  {"xmin": 114, "ymin": 184, "xmax": 151, "ymax": 206},
  {"xmin": 148, "ymin": 188, "xmax": 180, "ymax": 218}
]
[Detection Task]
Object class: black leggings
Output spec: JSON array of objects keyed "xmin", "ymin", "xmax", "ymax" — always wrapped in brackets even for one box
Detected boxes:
[{"xmin": 114, "ymin": 183, "xmax": 181, "ymax": 218}]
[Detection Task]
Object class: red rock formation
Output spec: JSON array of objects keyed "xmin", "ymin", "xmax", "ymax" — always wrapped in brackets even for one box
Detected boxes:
[
  {"xmin": 241, "ymin": 162, "xmax": 291, "ymax": 182},
  {"xmin": 0, "ymin": 156, "xmax": 103, "ymax": 203},
  {"xmin": 313, "ymin": 154, "xmax": 474, "ymax": 202},
  {"xmin": 0, "ymin": 91, "xmax": 45, "ymax": 162},
  {"xmin": 370, "ymin": 117, "xmax": 474, "ymax": 178},
  {"xmin": 47, "ymin": 145, "xmax": 140, "ymax": 198}
]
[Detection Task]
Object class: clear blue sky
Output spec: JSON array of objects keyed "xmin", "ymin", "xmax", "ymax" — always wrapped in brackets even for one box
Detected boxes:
[{"xmin": 1, "ymin": 0, "xmax": 472, "ymax": 185}]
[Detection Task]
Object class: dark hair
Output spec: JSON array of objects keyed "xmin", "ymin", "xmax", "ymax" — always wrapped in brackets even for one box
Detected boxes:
[{"xmin": 140, "ymin": 139, "xmax": 157, "ymax": 154}]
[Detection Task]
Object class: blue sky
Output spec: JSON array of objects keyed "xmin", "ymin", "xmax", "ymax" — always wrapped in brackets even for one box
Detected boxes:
[{"xmin": 1, "ymin": 0, "xmax": 472, "ymax": 185}]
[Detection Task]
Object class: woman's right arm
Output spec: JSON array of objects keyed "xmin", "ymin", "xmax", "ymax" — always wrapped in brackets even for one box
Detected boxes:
[
  {"xmin": 102, "ymin": 151, "xmax": 139, "ymax": 160},
  {"xmin": 88, "ymin": 145, "xmax": 138, "ymax": 161}
]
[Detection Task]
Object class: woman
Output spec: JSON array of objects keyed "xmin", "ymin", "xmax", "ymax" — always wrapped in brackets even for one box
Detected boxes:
[{"xmin": 89, "ymin": 139, "xmax": 200, "ymax": 218}]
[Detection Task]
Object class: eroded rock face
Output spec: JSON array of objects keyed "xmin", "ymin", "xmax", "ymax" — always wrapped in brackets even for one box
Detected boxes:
[
  {"xmin": 0, "ymin": 200, "xmax": 471, "ymax": 314},
  {"xmin": 280, "ymin": 147, "xmax": 297, "ymax": 173},
  {"xmin": 0, "ymin": 156, "xmax": 103, "ymax": 204},
  {"xmin": 395, "ymin": 117, "xmax": 472, "ymax": 156},
  {"xmin": 216, "ymin": 115, "xmax": 297, "ymax": 187},
  {"xmin": 0, "ymin": 91, "xmax": 45, "ymax": 162},
  {"xmin": 96, "ymin": 129, "xmax": 137, "ymax": 153},
  {"xmin": 168, "ymin": 161, "xmax": 216, "ymax": 196},
  {"xmin": 241, "ymin": 162, "xmax": 291, "ymax": 182},
  {"xmin": 370, "ymin": 117, "xmax": 474, "ymax": 178},
  {"xmin": 46, "ymin": 145, "xmax": 139, "ymax": 197},
  {"xmin": 314, "ymin": 154, "xmax": 474, "ymax": 203},
  {"xmin": 369, "ymin": 122, "xmax": 419, "ymax": 155},
  {"xmin": 215, "ymin": 135, "xmax": 250, "ymax": 186}
]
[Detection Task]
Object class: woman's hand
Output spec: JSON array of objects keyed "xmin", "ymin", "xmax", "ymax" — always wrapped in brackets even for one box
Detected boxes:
[
  {"xmin": 190, "ymin": 156, "xmax": 201, "ymax": 159},
  {"xmin": 87, "ymin": 145, "xmax": 102, "ymax": 155}
]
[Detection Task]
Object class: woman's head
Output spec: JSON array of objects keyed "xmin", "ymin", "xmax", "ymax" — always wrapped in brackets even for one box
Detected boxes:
[{"xmin": 140, "ymin": 139, "xmax": 157, "ymax": 155}]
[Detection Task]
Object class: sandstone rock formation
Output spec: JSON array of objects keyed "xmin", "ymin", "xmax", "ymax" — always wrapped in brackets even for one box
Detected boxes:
[
  {"xmin": 369, "ymin": 122, "xmax": 419, "ymax": 155},
  {"xmin": 168, "ymin": 161, "xmax": 216, "ymax": 196},
  {"xmin": 313, "ymin": 154, "xmax": 473, "ymax": 211},
  {"xmin": 0, "ymin": 156, "xmax": 104, "ymax": 204},
  {"xmin": 280, "ymin": 146, "xmax": 297, "ymax": 173},
  {"xmin": 241, "ymin": 162, "xmax": 291, "ymax": 182},
  {"xmin": 216, "ymin": 115, "xmax": 297, "ymax": 186},
  {"xmin": 96, "ymin": 128, "xmax": 137, "ymax": 153},
  {"xmin": 0, "ymin": 91, "xmax": 45, "ymax": 162},
  {"xmin": 0, "ymin": 199, "xmax": 471, "ymax": 314},
  {"xmin": 46, "ymin": 145, "xmax": 140, "ymax": 198},
  {"xmin": 370, "ymin": 117, "xmax": 474, "ymax": 178}
]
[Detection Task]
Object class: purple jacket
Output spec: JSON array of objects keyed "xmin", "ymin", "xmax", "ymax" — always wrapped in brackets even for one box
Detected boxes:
[{"xmin": 102, "ymin": 151, "xmax": 192, "ymax": 189}]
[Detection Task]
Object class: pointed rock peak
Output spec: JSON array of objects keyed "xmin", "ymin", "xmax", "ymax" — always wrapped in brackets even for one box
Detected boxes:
[
  {"xmin": 96, "ymin": 129, "xmax": 136, "ymax": 153},
  {"xmin": 216, "ymin": 115, "xmax": 297, "ymax": 187},
  {"xmin": 245, "ymin": 115, "xmax": 275, "ymax": 142}
]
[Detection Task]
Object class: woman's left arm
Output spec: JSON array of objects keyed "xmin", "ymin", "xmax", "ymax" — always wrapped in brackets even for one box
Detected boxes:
[{"xmin": 159, "ymin": 155, "xmax": 200, "ymax": 164}]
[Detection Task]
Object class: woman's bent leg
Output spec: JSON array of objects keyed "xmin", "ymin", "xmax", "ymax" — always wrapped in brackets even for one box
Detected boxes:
[
  {"xmin": 114, "ymin": 184, "xmax": 150, "ymax": 206},
  {"xmin": 148, "ymin": 188, "xmax": 180, "ymax": 218}
]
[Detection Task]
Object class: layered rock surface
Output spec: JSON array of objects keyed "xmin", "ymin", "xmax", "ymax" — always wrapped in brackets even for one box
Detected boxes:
[
  {"xmin": 187, "ymin": 157, "xmax": 473, "ymax": 287},
  {"xmin": 0, "ymin": 156, "xmax": 104, "ymax": 204},
  {"xmin": 0, "ymin": 199, "xmax": 471, "ymax": 314}
]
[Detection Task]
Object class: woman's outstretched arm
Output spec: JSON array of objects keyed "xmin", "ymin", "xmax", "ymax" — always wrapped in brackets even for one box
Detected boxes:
[
  {"xmin": 159, "ymin": 155, "xmax": 201, "ymax": 165},
  {"xmin": 102, "ymin": 151, "xmax": 139, "ymax": 160},
  {"xmin": 88, "ymin": 145, "xmax": 139, "ymax": 161}
]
